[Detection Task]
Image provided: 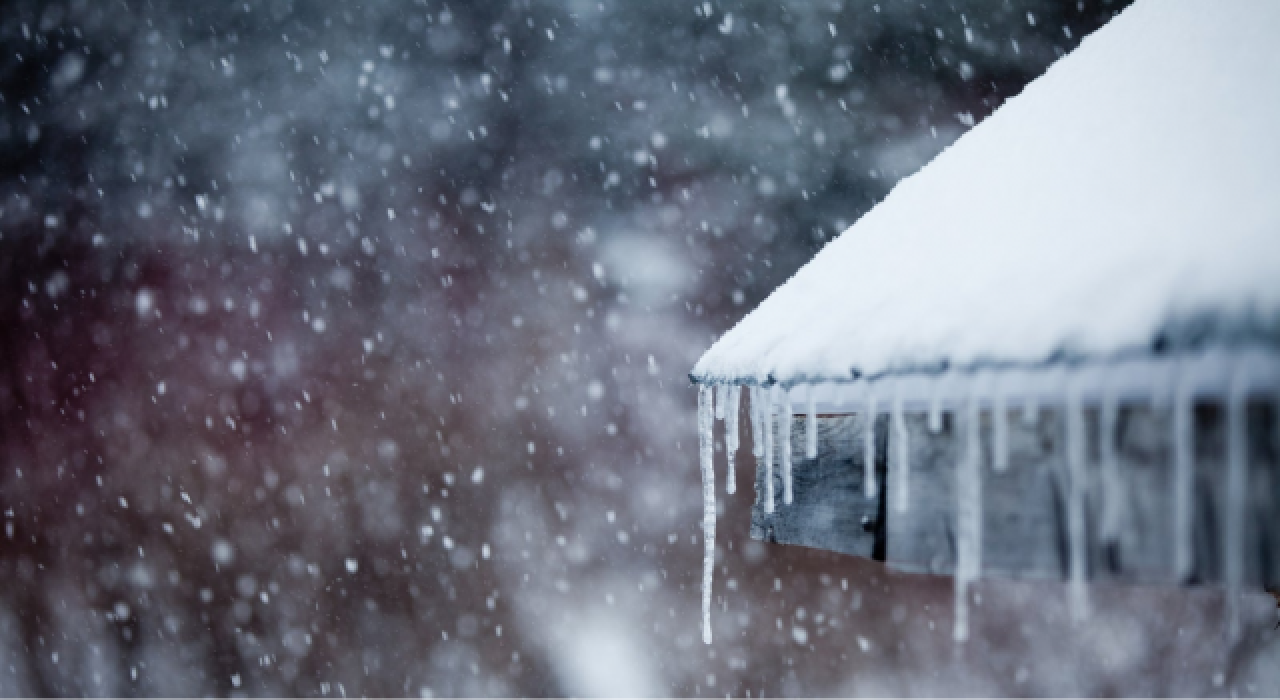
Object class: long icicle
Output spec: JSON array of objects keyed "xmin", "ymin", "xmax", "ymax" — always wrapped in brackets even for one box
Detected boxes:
[
  {"xmin": 1224, "ymin": 365, "xmax": 1249, "ymax": 642},
  {"xmin": 1065, "ymin": 380, "xmax": 1090, "ymax": 622},
  {"xmin": 953, "ymin": 398, "xmax": 983, "ymax": 642},
  {"xmin": 747, "ymin": 383, "xmax": 757, "ymax": 460},
  {"xmin": 864, "ymin": 390, "xmax": 879, "ymax": 499},
  {"xmin": 928, "ymin": 378, "xmax": 944, "ymax": 433},
  {"xmin": 806, "ymin": 384, "xmax": 818, "ymax": 459},
  {"xmin": 1099, "ymin": 387, "xmax": 1123, "ymax": 546},
  {"xmin": 893, "ymin": 389, "xmax": 910, "ymax": 514},
  {"xmin": 1172, "ymin": 373, "xmax": 1193, "ymax": 582},
  {"xmin": 779, "ymin": 386, "xmax": 794, "ymax": 505},
  {"xmin": 763, "ymin": 386, "xmax": 776, "ymax": 515},
  {"xmin": 697, "ymin": 385, "xmax": 716, "ymax": 645},
  {"xmin": 725, "ymin": 386, "xmax": 740, "ymax": 495},
  {"xmin": 1023, "ymin": 393, "xmax": 1040, "ymax": 426}
]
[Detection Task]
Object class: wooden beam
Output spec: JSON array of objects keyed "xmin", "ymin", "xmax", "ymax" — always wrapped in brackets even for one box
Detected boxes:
[
  {"xmin": 749, "ymin": 402, "xmax": 1279, "ymax": 588},
  {"xmin": 750, "ymin": 414, "xmax": 887, "ymax": 561}
]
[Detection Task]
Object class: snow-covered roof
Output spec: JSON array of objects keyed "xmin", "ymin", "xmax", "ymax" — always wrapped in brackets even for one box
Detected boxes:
[{"xmin": 693, "ymin": 0, "xmax": 1280, "ymax": 386}]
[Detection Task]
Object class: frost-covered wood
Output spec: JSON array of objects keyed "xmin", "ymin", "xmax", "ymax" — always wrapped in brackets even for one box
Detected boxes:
[{"xmin": 751, "ymin": 402, "xmax": 1279, "ymax": 588}]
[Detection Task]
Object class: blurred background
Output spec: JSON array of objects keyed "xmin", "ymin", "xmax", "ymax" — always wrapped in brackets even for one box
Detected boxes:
[{"xmin": 2, "ymin": 0, "xmax": 1278, "ymax": 695}]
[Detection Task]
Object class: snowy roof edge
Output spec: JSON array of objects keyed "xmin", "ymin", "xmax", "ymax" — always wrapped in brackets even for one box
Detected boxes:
[
  {"xmin": 691, "ymin": 305, "xmax": 1280, "ymax": 386},
  {"xmin": 688, "ymin": 331, "xmax": 1280, "ymax": 387},
  {"xmin": 690, "ymin": 0, "xmax": 1280, "ymax": 387}
]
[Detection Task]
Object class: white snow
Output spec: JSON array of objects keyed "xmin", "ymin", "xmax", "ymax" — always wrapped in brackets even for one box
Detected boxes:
[
  {"xmin": 688, "ymin": 0, "xmax": 1280, "ymax": 646},
  {"xmin": 692, "ymin": 0, "xmax": 1280, "ymax": 387}
]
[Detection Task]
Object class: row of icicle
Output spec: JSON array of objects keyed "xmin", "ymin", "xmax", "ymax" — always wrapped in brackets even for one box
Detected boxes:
[{"xmin": 697, "ymin": 360, "xmax": 1275, "ymax": 645}]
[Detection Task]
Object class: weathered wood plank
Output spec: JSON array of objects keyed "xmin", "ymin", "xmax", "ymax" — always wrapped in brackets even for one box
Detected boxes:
[
  {"xmin": 749, "ymin": 414, "xmax": 887, "ymax": 560},
  {"xmin": 885, "ymin": 409, "xmax": 1070, "ymax": 579},
  {"xmin": 753, "ymin": 401, "xmax": 1278, "ymax": 588},
  {"xmin": 1093, "ymin": 404, "xmax": 1176, "ymax": 582},
  {"xmin": 1180, "ymin": 402, "xmax": 1280, "ymax": 587}
]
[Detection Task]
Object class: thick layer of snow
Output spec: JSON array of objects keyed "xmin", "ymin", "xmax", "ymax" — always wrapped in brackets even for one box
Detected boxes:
[{"xmin": 693, "ymin": 0, "xmax": 1280, "ymax": 386}]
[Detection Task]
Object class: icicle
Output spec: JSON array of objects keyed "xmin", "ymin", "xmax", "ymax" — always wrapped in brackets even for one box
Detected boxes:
[
  {"xmin": 1172, "ymin": 375, "xmax": 1193, "ymax": 582},
  {"xmin": 779, "ymin": 386, "xmax": 794, "ymax": 505},
  {"xmin": 763, "ymin": 386, "xmax": 776, "ymax": 515},
  {"xmin": 928, "ymin": 378, "xmax": 944, "ymax": 433},
  {"xmin": 714, "ymin": 384, "xmax": 727, "ymax": 422},
  {"xmin": 953, "ymin": 575, "xmax": 970, "ymax": 643},
  {"xmin": 953, "ymin": 399, "xmax": 983, "ymax": 642},
  {"xmin": 1152, "ymin": 363, "xmax": 1176, "ymax": 413},
  {"xmin": 751, "ymin": 386, "xmax": 766, "ymax": 459},
  {"xmin": 1022, "ymin": 394, "xmax": 1040, "ymax": 426},
  {"xmin": 697, "ymin": 385, "xmax": 716, "ymax": 645},
  {"xmin": 967, "ymin": 401, "xmax": 983, "ymax": 571},
  {"xmin": 1224, "ymin": 366, "xmax": 1249, "ymax": 641},
  {"xmin": 992, "ymin": 383, "xmax": 1010, "ymax": 472},
  {"xmin": 892, "ymin": 390, "xmax": 910, "ymax": 514},
  {"xmin": 1065, "ymin": 381, "xmax": 1090, "ymax": 621},
  {"xmin": 863, "ymin": 391, "xmax": 879, "ymax": 499},
  {"xmin": 1098, "ymin": 388, "xmax": 1123, "ymax": 545},
  {"xmin": 724, "ymin": 386, "xmax": 740, "ymax": 495},
  {"xmin": 805, "ymin": 384, "xmax": 818, "ymax": 460}
]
